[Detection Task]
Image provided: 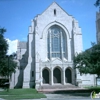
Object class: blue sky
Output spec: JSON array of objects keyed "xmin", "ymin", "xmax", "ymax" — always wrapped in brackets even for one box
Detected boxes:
[{"xmin": 0, "ymin": 0, "xmax": 99, "ymax": 53}]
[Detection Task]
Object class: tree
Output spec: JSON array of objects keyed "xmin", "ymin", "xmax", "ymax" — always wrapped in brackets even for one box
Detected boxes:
[
  {"xmin": 74, "ymin": 43, "xmax": 100, "ymax": 77},
  {"xmin": 0, "ymin": 28, "xmax": 8, "ymax": 58},
  {"xmin": 0, "ymin": 27, "xmax": 17, "ymax": 78},
  {"xmin": 94, "ymin": 0, "xmax": 100, "ymax": 7}
]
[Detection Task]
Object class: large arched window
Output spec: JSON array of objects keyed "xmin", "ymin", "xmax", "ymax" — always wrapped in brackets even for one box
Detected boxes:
[{"xmin": 47, "ymin": 25, "xmax": 67, "ymax": 59}]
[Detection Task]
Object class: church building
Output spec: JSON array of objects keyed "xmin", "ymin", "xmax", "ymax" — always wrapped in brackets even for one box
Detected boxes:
[{"xmin": 10, "ymin": 2, "xmax": 96, "ymax": 89}]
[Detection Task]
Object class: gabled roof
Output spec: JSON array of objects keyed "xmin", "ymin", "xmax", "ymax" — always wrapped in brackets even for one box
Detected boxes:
[{"xmin": 41, "ymin": 2, "xmax": 71, "ymax": 16}]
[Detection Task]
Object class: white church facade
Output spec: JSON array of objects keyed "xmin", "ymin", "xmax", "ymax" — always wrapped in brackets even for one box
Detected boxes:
[{"xmin": 10, "ymin": 2, "xmax": 96, "ymax": 89}]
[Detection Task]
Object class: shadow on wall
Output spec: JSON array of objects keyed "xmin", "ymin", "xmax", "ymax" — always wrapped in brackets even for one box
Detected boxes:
[
  {"xmin": 14, "ymin": 51, "xmax": 28, "ymax": 88},
  {"xmin": 29, "ymin": 38, "xmax": 35, "ymax": 88},
  {"xmin": 29, "ymin": 61, "xmax": 35, "ymax": 88}
]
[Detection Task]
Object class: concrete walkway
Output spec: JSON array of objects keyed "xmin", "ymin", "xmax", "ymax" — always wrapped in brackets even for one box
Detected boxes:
[
  {"xmin": 21, "ymin": 94, "xmax": 98, "ymax": 100},
  {"xmin": 30, "ymin": 93, "xmax": 99, "ymax": 100}
]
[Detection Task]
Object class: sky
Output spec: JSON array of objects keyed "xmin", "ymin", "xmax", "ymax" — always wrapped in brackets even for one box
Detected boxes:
[{"xmin": 0, "ymin": 0, "xmax": 99, "ymax": 54}]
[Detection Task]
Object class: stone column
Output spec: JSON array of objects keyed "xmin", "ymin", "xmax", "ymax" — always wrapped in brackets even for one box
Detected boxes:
[
  {"xmin": 62, "ymin": 67, "xmax": 65, "ymax": 85},
  {"xmin": 72, "ymin": 68, "xmax": 75, "ymax": 85},
  {"xmin": 50, "ymin": 67, "xmax": 53, "ymax": 85},
  {"xmin": 39, "ymin": 66, "xmax": 42, "ymax": 86}
]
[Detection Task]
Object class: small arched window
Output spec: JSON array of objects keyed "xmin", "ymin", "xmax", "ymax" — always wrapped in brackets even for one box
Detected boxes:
[{"xmin": 54, "ymin": 9, "xmax": 56, "ymax": 16}]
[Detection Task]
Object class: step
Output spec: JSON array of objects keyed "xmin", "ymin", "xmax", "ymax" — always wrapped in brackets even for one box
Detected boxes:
[{"xmin": 40, "ymin": 84, "xmax": 78, "ymax": 89}]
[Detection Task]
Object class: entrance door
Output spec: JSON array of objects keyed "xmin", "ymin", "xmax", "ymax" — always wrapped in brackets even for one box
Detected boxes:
[
  {"xmin": 42, "ymin": 69, "xmax": 49, "ymax": 84},
  {"xmin": 65, "ymin": 68, "xmax": 72, "ymax": 83},
  {"xmin": 53, "ymin": 68, "xmax": 61, "ymax": 83}
]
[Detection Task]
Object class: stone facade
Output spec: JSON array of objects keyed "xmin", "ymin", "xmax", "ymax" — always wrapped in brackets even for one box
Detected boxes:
[{"xmin": 10, "ymin": 2, "xmax": 96, "ymax": 89}]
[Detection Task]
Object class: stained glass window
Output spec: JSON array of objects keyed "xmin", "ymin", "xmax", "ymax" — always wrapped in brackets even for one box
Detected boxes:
[{"xmin": 47, "ymin": 25, "xmax": 67, "ymax": 59}]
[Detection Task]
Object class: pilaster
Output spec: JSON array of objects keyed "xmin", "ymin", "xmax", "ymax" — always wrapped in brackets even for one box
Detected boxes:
[
  {"xmin": 23, "ymin": 33, "xmax": 33, "ymax": 88},
  {"xmin": 50, "ymin": 67, "xmax": 53, "ymax": 85},
  {"xmin": 62, "ymin": 67, "xmax": 65, "ymax": 85}
]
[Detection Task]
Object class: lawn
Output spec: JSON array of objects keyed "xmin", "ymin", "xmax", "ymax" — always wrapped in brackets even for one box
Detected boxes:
[
  {"xmin": 85, "ymin": 86, "xmax": 100, "ymax": 93},
  {"xmin": 0, "ymin": 88, "xmax": 46, "ymax": 100}
]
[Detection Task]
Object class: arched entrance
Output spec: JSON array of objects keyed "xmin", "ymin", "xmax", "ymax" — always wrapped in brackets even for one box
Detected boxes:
[
  {"xmin": 65, "ymin": 68, "xmax": 72, "ymax": 83},
  {"xmin": 42, "ymin": 69, "xmax": 49, "ymax": 84},
  {"xmin": 53, "ymin": 68, "xmax": 61, "ymax": 83}
]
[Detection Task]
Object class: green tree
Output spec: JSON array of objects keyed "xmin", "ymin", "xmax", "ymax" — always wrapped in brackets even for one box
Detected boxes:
[
  {"xmin": 74, "ymin": 43, "xmax": 100, "ymax": 77},
  {"xmin": 0, "ymin": 28, "xmax": 17, "ymax": 77},
  {"xmin": 0, "ymin": 28, "xmax": 8, "ymax": 58},
  {"xmin": 94, "ymin": 0, "xmax": 100, "ymax": 7}
]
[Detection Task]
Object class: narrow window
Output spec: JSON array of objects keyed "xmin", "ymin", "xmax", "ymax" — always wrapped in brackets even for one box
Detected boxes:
[{"xmin": 54, "ymin": 9, "xmax": 56, "ymax": 16}]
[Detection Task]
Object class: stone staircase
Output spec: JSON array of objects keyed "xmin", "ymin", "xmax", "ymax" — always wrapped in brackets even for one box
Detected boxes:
[
  {"xmin": 38, "ymin": 83, "xmax": 85, "ymax": 93},
  {"xmin": 40, "ymin": 83, "xmax": 78, "ymax": 89},
  {"xmin": 38, "ymin": 83, "xmax": 90, "ymax": 94}
]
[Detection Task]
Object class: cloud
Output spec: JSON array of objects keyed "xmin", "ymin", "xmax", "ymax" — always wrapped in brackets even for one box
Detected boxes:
[{"xmin": 6, "ymin": 38, "xmax": 18, "ymax": 55}]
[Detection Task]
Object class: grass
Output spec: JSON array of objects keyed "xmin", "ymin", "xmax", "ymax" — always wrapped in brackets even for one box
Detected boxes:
[
  {"xmin": 0, "ymin": 88, "xmax": 46, "ymax": 100},
  {"xmin": 85, "ymin": 86, "xmax": 100, "ymax": 93}
]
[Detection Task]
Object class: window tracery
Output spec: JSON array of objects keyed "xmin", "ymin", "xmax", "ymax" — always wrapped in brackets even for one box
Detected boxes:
[{"xmin": 47, "ymin": 25, "xmax": 67, "ymax": 59}]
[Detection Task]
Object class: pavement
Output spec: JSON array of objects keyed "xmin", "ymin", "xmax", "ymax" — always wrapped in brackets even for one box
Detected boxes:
[
  {"xmin": 37, "ymin": 87, "xmax": 100, "ymax": 100},
  {"xmin": 21, "ymin": 93, "xmax": 99, "ymax": 100},
  {"xmin": 23, "ymin": 93, "xmax": 100, "ymax": 100}
]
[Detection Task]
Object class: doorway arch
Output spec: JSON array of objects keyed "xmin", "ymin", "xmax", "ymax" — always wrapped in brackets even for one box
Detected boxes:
[
  {"xmin": 42, "ymin": 69, "xmax": 49, "ymax": 84},
  {"xmin": 53, "ymin": 68, "xmax": 61, "ymax": 83},
  {"xmin": 65, "ymin": 68, "xmax": 72, "ymax": 83}
]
